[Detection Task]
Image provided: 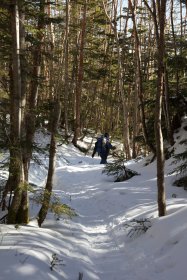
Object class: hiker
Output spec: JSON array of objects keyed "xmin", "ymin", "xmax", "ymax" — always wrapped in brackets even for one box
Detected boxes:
[{"xmin": 92, "ymin": 133, "xmax": 115, "ymax": 164}]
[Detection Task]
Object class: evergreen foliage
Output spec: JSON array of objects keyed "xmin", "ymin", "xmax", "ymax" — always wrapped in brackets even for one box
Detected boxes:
[
  {"xmin": 0, "ymin": 0, "xmax": 186, "ymax": 222},
  {"xmin": 124, "ymin": 218, "xmax": 152, "ymax": 238},
  {"xmin": 102, "ymin": 153, "xmax": 140, "ymax": 182},
  {"xmin": 170, "ymin": 139, "xmax": 187, "ymax": 188},
  {"xmin": 50, "ymin": 253, "xmax": 64, "ymax": 271},
  {"xmin": 32, "ymin": 189, "xmax": 77, "ymax": 219}
]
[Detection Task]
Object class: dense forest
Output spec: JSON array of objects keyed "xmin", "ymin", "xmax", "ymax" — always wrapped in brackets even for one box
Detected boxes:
[{"xmin": 0, "ymin": 0, "xmax": 187, "ymax": 225}]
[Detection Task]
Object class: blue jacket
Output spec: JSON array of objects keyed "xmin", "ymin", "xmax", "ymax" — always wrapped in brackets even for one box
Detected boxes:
[{"xmin": 92, "ymin": 136, "xmax": 113, "ymax": 157}]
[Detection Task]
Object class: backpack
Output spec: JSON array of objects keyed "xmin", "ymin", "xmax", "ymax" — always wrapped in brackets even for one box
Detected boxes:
[
  {"xmin": 95, "ymin": 136, "xmax": 109, "ymax": 155},
  {"xmin": 95, "ymin": 136, "xmax": 104, "ymax": 155}
]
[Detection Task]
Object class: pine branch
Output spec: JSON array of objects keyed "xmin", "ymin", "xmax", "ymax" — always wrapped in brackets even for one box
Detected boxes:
[{"xmin": 102, "ymin": 156, "xmax": 140, "ymax": 182}]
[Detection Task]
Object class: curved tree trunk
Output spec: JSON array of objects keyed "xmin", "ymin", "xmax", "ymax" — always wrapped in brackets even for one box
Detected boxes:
[{"xmin": 38, "ymin": 100, "xmax": 61, "ymax": 227}]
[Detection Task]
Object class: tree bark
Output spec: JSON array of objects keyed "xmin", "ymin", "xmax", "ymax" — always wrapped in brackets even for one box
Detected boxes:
[
  {"xmin": 72, "ymin": 1, "xmax": 87, "ymax": 146},
  {"xmin": 38, "ymin": 100, "xmax": 61, "ymax": 227},
  {"xmin": 144, "ymin": 0, "xmax": 166, "ymax": 216},
  {"xmin": 163, "ymin": 65, "xmax": 174, "ymax": 146},
  {"xmin": 102, "ymin": 0, "xmax": 132, "ymax": 159},
  {"xmin": 7, "ymin": 0, "xmax": 26, "ymax": 224},
  {"xmin": 155, "ymin": 0, "xmax": 167, "ymax": 216},
  {"xmin": 23, "ymin": 0, "xmax": 45, "ymax": 181},
  {"xmin": 129, "ymin": 0, "xmax": 156, "ymax": 155},
  {"xmin": 64, "ymin": 0, "xmax": 70, "ymax": 136}
]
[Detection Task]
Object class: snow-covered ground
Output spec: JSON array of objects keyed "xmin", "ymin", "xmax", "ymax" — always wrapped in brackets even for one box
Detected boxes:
[{"xmin": 0, "ymin": 121, "xmax": 187, "ymax": 280}]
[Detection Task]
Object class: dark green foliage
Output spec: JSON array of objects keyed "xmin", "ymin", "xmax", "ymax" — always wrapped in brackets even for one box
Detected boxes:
[
  {"xmin": 0, "ymin": 214, "xmax": 7, "ymax": 224},
  {"xmin": 134, "ymin": 135, "xmax": 146, "ymax": 145},
  {"xmin": 124, "ymin": 218, "xmax": 152, "ymax": 238},
  {"xmin": 173, "ymin": 176, "xmax": 187, "ymax": 188},
  {"xmin": 43, "ymin": 16, "xmax": 64, "ymax": 25},
  {"xmin": 169, "ymin": 95, "xmax": 187, "ymax": 120},
  {"xmin": 167, "ymin": 55, "xmax": 187, "ymax": 71},
  {"xmin": 32, "ymin": 189, "xmax": 77, "ymax": 219},
  {"xmin": 0, "ymin": 106, "xmax": 10, "ymax": 150},
  {"xmin": 170, "ymin": 138, "xmax": 187, "ymax": 188},
  {"xmin": 84, "ymin": 67, "xmax": 109, "ymax": 80},
  {"xmin": 0, "ymin": 9, "xmax": 11, "ymax": 58},
  {"xmin": 170, "ymin": 150, "xmax": 187, "ymax": 175},
  {"xmin": 102, "ymin": 154, "xmax": 140, "ymax": 182}
]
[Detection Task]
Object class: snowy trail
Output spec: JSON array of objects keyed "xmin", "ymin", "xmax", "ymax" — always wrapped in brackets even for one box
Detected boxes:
[
  {"xmin": 1, "ymin": 141, "xmax": 187, "ymax": 280},
  {"xmin": 44, "ymin": 153, "xmax": 158, "ymax": 280}
]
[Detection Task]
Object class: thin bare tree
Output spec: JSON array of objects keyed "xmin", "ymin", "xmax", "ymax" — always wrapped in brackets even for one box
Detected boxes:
[
  {"xmin": 72, "ymin": 0, "xmax": 87, "ymax": 146},
  {"xmin": 144, "ymin": 0, "xmax": 167, "ymax": 216}
]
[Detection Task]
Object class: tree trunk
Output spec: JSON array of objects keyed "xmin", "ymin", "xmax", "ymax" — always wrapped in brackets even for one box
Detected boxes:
[
  {"xmin": 18, "ymin": 0, "xmax": 29, "ymax": 223},
  {"xmin": 155, "ymin": 0, "xmax": 167, "ymax": 216},
  {"xmin": 163, "ymin": 65, "xmax": 174, "ymax": 146},
  {"xmin": 170, "ymin": 0, "xmax": 179, "ymax": 95},
  {"xmin": 129, "ymin": 0, "xmax": 156, "ymax": 155},
  {"xmin": 23, "ymin": 0, "xmax": 45, "ymax": 181},
  {"xmin": 72, "ymin": 1, "xmax": 87, "ymax": 146},
  {"xmin": 102, "ymin": 0, "xmax": 132, "ymax": 159},
  {"xmin": 38, "ymin": 100, "xmax": 61, "ymax": 227},
  {"xmin": 64, "ymin": 0, "xmax": 70, "ymax": 136},
  {"xmin": 144, "ymin": 0, "xmax": 166, "ymax": 216},
  {"xmin": 7, "ymin": 0, "xmax": 26, "ymax": 224}
]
